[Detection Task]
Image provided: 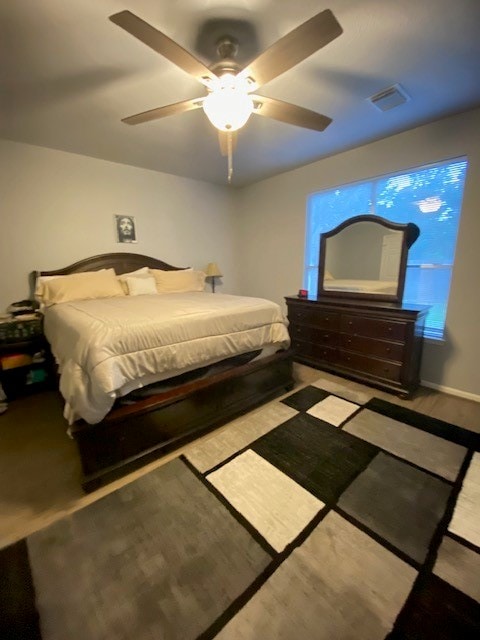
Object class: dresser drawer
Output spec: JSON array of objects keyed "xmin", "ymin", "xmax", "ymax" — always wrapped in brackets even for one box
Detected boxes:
[
  {"xmin": 340, "ymin": 314, "xmax": 408, "ymax": 342},
  {"xmin": 292, "ymin": 338, "xmax": 337, "ymax": 363},
  {"xmin": 338, "ymin": 350, "xmax": 402, "ymax": 382},
  {"xmin": 288, "ymin": 306, "xmax": 339, "ymax": 331},
  {"xmin": 290, "ymin": 323, "xmax": 338, "ymax": 347},
  {"xmin": 340, "ymin": 334, "xmax": 405, "ymax": 362}
]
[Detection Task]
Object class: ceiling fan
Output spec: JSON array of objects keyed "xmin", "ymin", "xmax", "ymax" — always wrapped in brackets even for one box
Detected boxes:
[{"xmin": 110, "ymin": 8, "xmax": 343, "ymax": 179}]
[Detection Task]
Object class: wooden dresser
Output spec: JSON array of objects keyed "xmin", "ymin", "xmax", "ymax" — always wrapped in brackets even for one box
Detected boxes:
[{"xmin": 285, "ymin": 295, "xmax": 428, "ymax": 396}]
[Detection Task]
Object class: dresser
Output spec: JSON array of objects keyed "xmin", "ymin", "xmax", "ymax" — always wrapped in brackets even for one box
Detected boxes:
[{"xmin": 285, "ymin": 296, "xmax": 428, "ymax": 396}]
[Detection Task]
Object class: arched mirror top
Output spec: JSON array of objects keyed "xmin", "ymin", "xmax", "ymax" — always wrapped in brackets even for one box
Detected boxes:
[{"xmin": 317, "ymin": 215, "xmax": 420, "ymax": 303}]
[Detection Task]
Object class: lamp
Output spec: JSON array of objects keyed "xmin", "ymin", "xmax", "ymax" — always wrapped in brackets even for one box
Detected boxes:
[
  {"xmin": 205, "ymin": 262, "xmax": 223, "ymax": 293},
  {"xmin": 203, "ymin": 73, "xmax": 254, "ymax": 132}
]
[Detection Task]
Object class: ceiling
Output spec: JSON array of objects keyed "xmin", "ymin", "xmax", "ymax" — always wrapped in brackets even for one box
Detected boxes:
[{"xmin": 1, "ymin": 0, "xmax": 480, "ymax": 187}]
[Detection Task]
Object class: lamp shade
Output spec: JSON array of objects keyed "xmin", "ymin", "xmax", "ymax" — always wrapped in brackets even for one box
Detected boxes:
[{"xmin": 205, "ymin": 262, "xmax": 222, "ymax": 277}]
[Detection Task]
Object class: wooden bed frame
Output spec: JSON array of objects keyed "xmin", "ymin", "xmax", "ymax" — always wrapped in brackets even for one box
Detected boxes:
[{"xmin": 36, "ymin": 253, "xmax": 294, "ymax": 492}]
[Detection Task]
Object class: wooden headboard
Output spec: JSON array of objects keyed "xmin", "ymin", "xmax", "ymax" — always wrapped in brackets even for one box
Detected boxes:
[
  {"xmin": 36, "ymin": 252, "xmax": 187, "ymax": 279},
  {"xmin": 30, "ymin": 252, "xmax": 187, "ymax": 298}
]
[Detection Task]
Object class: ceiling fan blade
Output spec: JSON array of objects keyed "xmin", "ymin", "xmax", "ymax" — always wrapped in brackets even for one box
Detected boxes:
[
  {"xmin": 218, "ymin": 131, "xmax": 238, "ymax": 157},
  {"xmin": 252, "ymin": 95, "xmax": 332, "ymax": 131},
  {"xmin": 122, "ymin": 97, "xmax": 204, "ymax": 125},
  {"xmin": 238, "ymin": 9, "xmax": 342, "ymax": 90},
  {"xmin": 110, "ymin": 11, "xmax": 217, "ymax": 88}
]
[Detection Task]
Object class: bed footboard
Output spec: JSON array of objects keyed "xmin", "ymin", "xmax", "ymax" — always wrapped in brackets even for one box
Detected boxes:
[{"xmin": 74, "ymin": 350, "xmax": 294, "ymax": 492}]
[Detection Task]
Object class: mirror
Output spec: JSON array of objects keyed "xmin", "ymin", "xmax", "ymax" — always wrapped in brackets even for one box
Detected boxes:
[{"xmin": 318, "ymin": 215, "xmax": 419, "ymax": 303}]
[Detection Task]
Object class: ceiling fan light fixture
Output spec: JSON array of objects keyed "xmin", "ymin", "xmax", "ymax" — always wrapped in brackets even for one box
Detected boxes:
[
  {"xmin": 111, "ymin": 9, "xmax": 343, "ymax": 163},
  {"xmin": 203, "ymin": 73, "xmax": 254, "ymax": 132}
]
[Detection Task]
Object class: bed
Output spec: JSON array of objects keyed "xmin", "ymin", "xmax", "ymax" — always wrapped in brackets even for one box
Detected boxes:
[
  {"xmin": 323, "ymin": 279, "xmax": 398, "ymax": 294},
  {"xmin": 35, "ymin": 253, "xmax": 293, "ymax": 491}
]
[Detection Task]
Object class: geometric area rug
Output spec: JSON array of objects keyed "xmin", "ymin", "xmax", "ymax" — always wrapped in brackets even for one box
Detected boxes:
[{"xmin": 1, "ymin": 382, "xmax": 479, "ymax": 639}]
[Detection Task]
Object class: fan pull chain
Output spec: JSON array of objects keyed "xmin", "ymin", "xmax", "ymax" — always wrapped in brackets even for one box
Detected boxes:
[{"xmin": 227, "ymin": 131, "xmax": 233, "ymax": 184}]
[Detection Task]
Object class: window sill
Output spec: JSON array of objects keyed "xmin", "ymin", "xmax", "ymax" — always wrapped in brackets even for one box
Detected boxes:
[{"xmin": 424, "ymin": 336, "xmax": 446, "ymax": 346}]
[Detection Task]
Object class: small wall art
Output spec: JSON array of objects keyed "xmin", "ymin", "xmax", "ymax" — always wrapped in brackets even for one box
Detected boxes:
[{"xmin": 115, "ymin": 215, "xmax": 137, "ymax": 243}]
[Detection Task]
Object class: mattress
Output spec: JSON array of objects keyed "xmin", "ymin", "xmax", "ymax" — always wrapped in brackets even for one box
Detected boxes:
[{"xmin": 43, "ymin": 292, "xmax": 290, "ymax": 425}]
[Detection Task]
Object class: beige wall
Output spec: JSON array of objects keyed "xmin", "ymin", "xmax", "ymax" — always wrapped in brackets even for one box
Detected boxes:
[
  {"xmin": 0, "ymin": 139, "xmax": 237, "ymax": 309},
  {"xmin": 235, "ymin": 107, "xmax": 480, "ymax": 397}
]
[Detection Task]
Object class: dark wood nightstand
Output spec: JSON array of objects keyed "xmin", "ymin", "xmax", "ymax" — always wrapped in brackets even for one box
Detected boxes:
[{"xmin": 0, "ymin": 315, "xmax": 54, "ymax": 399}]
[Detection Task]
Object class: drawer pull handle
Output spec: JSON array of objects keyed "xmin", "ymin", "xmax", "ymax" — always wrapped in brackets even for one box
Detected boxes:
[
  {"xmin": 388, "ymin": 327, "xmax": 392, "ymax": 332},
  {"xmin": 386, "ymin": 347, "xmax": 391, "ymax": 353},
  {"xmin": 348, "ymin": 321, "xmax": 353, "ymax": 325}
]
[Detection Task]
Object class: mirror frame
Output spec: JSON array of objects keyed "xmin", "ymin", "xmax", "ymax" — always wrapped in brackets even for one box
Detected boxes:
[{"xmin": 317, "ymin": 214, "xmax": 420, "ymax": 303}]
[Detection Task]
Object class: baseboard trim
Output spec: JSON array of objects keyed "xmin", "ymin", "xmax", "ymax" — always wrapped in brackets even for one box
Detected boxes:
[{"xmin": 421, "ymin": 380, "xmax": 480, "ymax": 403}]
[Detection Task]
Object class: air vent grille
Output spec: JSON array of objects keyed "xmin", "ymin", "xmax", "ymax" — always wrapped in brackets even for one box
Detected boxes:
[{"xmin": 368, "ymin": 84, "xmax": 410, "ymax": 112}]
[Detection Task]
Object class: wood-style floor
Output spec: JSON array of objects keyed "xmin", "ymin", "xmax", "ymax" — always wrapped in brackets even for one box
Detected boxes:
[{"xmin": 0, "ymin": 364, "xmax": 479, "ymax": 548}]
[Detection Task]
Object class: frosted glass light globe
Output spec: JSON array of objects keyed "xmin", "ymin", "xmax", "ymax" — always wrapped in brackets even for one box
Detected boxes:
[{"xmin": 203, "ymin": 73, "xmax": 254, "ymax": 132}]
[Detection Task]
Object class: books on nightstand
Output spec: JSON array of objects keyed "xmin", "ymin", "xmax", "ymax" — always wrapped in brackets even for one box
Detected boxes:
[
  {"xmin": 0, "ymin": 351, "xmax": 48, "ymax": 399},
  {"xmin": 1, "ymin": 353, "xmax": 33, "ymax": 370},
  {"xmin": 12, "ymin": 313, "xmax": 39, "ymax": 321}
]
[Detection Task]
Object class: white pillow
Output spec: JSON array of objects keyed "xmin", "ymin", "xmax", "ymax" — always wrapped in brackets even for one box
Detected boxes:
[
  {"xmin": 126, "ymin": 275, "xmax": 157, "ymax": 296},
  {"xmin": 151, "ymin": 269, "xmax": 206, "ymax": 293},
  {"xmin": 117, "ymin": 267, "xmax": 150, "ymax": 294}
]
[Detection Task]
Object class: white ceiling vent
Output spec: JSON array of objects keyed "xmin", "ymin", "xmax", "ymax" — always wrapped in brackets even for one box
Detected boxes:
[{"xmin": 367, "ymin": 84, "xmax": 410, "ymax": 112}]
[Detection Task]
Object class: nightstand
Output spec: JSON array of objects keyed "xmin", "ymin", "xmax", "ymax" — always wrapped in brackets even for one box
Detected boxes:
[{"xmin": 0, "ymin": 315, "xmax": 54, "ymax": 399}]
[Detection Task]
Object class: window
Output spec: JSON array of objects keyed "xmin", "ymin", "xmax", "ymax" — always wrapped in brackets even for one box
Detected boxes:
[{"xmin": 304, "ymin": 158, "xmax": 468, "ymax": 340}]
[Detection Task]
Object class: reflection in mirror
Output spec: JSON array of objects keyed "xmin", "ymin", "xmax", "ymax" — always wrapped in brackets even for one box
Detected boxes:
[
  {"xmin": 318, "ymin": 215, "xmax": 420, "ymax": 303},
  {"xmin": 323, "ymin": 222, "xmax": 402, "ymax": 296}
]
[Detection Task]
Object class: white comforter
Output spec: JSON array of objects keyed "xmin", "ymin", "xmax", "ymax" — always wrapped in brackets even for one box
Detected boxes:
[{"xmin": 43, "ymin": 292, "xmax": 290, "ymax": 425}]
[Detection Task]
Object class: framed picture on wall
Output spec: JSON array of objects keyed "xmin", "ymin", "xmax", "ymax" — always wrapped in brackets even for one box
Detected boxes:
[{"xmin": 115, "ymin": 215, "xmax": 137, "ymax": 243}]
